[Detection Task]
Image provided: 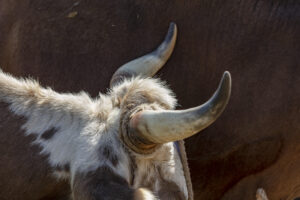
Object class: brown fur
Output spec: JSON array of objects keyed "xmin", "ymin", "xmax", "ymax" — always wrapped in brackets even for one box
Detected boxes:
[
  {"xmin": 178, "ymin": 140, "xmax": 193, "ymax": 200},
  {"xmin": 157, "ymin": 180, "xmax": 185, "ymax": 200},
  {"xmin": 41, "ymin": 128, "xmax": 58, "ymax": 140},
  {"xmin": 0, "ymin": 0, "xmax": 299, "ymax": 199},
  {"xmin": 99, "ymin": 146, "xmax": 120, "ymax": 167},
  {"xmin": 55, "ymin": 163, "xmax": 70, "ymax": 173},
  {"xmin": 0, "ymin": 102, "xmax": 70, "ymax": 199},
  {"xmin": 73, "ymin": 166, "xmax": 134, "ymax": 200}
]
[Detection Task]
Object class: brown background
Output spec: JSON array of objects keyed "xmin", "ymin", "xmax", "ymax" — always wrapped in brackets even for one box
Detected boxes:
[{"xmin": 0, "ymin": 0, "xmax": 299, "ymax": 199}]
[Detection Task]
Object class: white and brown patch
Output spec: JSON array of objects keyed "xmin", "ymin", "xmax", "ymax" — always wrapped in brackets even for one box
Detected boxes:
[
  {"xmin": 72, "ymin": 166, "xmax": 135, "ymax": 200},
  {"xmin": 40, "ymin": 127, "xmax": 58, "ymax": 140},
  {"xmin": 0, "ymin": 70, "xmax": 190, "ymax": 199},
  {"xmin": 131, "ymin": 143, "xmax": 188, "ymax": 199},
  {"xmin": 99, "ymin": 145, "xmax": 120, "ymax": 167}
]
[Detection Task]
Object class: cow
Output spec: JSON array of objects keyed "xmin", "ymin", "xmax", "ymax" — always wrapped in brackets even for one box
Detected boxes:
[
  {"xmin": 0, "ymin": 0, "xmax": 299, "ymax": 199},
  {"xmin": 0, "ymin": 23, "xmax": 232, "ymax": 199}
]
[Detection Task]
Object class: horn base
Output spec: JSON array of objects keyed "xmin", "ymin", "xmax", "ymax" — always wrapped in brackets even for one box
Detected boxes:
[
  {"xmin": 121, "ymin": 125, "xmax": 161, "ymax": 154},
  {"xmin": 120, "ymin": 107, "xmax": 162, "ymax": 154}
]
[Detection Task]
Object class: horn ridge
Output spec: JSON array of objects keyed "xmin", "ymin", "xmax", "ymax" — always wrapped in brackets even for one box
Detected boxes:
[{"xmin": 129, "ymin": 71, "xmax": 232, "ymax": 144}]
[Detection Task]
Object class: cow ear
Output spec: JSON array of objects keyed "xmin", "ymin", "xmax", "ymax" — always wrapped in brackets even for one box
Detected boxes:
[
  {"xmin": 110, "ymin": 23, "xmax": 177, "ymax": 87},
  {"xmin": 0, "ymin": 69, "xmax": 94, "ymax": 133}
]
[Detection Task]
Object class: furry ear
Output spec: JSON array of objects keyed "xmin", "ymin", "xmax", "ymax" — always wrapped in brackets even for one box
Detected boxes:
[
  {"xmin": 72, "ymin": 166, "xmax": 136, "ymax": 200},
  {"xmin": 0, "ymin": 69, "xmax": 94, "ymax": 119}
]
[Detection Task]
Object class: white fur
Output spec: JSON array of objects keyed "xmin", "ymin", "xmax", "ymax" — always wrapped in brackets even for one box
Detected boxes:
[
  {"xmin": 0, "ymin": 70, "xmax": 187, "ymax": 199},
  {"xmin": 133, "ymin": 143, "xmax": 188, "ymax": 198},
  {"xmin": 256, "ymin": 188, "xmax": 269, "ymax": 200}
]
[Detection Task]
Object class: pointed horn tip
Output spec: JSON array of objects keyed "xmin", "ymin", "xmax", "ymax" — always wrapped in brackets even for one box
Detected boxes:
[
  {"xmin": 221, "ymin": 71, "xmax": 232, "ymax": 92},
  {"xmin": 169, "ymin": 22, "xmax": 177, "ymax": 32},
  {"xmin": 219, "ymin": 71, "xmax": 232, "ymax": 107},
  {"xmin": 210, "ymin": 71, "xmax": 231, "ymax": 110},
  {"xmin": 164, "ymin": 22, "xmax": 177, "ymax": 44},
  {"xmin": 223, "ymin": 71, "xmax": 231, "ymax": 81}
]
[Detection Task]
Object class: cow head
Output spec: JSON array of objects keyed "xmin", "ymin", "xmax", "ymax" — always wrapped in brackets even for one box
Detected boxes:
[{"xmin": 0, "ymin": 23, "xmax": 231, "ymax": 199}]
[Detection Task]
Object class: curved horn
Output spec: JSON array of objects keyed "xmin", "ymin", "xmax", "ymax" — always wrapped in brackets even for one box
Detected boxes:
[
  {"xmin": 110, "ymin": 22, "xmax": 177, "ymax": 87},
  {"xmin": 129, "ymin": 71, "xmax": 231, "ymax": 144}
]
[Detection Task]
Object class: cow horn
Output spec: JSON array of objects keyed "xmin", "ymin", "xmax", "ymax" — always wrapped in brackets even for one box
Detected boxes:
[
  {"xmin": 129, "ymin": 71, "xmax": 231, "ymax": 145},
  {"xmin": 110, "ymin": 22, "xmax": 177, "ymax": 87}
]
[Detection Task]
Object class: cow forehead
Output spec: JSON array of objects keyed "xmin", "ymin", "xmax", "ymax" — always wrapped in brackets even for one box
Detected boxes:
[{"xmin": 109, "ymin": 77, "xmax": 177, "ymax": 110}]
